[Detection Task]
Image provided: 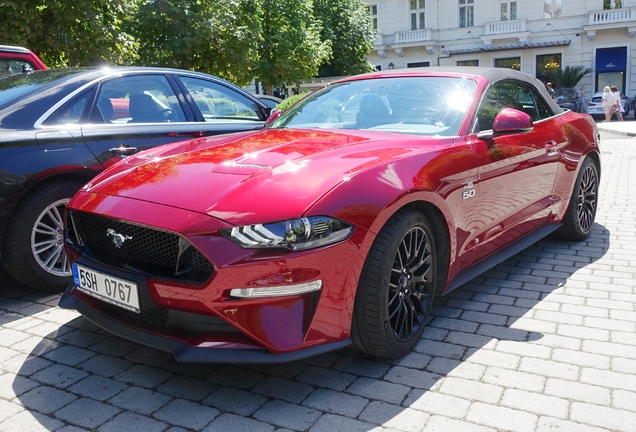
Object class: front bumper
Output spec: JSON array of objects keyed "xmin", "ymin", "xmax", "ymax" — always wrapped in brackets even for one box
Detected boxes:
[{"xmin": 59, "ymin": 283, "xmax": 351, "ymax": 363}]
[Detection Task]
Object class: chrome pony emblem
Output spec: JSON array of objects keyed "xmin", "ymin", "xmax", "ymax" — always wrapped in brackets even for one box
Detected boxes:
[{"xmin": 106, "ymin": 228, "xmax": 133, "ymax": 248}]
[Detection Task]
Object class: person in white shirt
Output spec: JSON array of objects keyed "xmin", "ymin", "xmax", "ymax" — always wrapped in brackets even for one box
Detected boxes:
[
  {"xmin": 610, "ymin": 85, "xmax": 624, "ymax": 122},
  {"xmin": 601, "ymin": 86, "xmax": 614, "ymax": 122}
]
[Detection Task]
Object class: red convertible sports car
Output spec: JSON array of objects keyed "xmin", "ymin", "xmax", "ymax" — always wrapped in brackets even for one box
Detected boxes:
[{"xmin": 60, "ymin": 67, "xmax": 600, "ymax": 363}]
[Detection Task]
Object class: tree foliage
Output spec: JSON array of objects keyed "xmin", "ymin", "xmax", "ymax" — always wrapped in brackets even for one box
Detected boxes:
[
  {"xmin": 552, "ymin": 65, "xmax": 592, "ymax": 89},
  {"xmin": 254, "ymin": 0, "xmax": 331, "ymax": 90},
  {"xmin": 1, "ymin": 0, "xmax": 374, "ymax": 86},
  {"xmin": 130, "ymin": 0, "xmax": 259, "ymax": 86},
  {"xmin": 0, "ymin": 0, "xmax": 137, "ymax": 67},
  {"xmin": 314, "ymin": 0, "xmax": 374, "ymax": 77}
]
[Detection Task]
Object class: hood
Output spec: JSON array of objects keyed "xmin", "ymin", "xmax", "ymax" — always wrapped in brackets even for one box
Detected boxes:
[{"xmin": 84, "ymin": 128, "xmax": 435, "ymax": 225}]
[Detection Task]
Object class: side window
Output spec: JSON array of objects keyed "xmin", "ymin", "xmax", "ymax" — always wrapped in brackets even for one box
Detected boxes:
[
  {"xmin": 476, "ymin": 81, "xmax": 543, "ymax": 131},
  {"xmin": 44, "ymin": 91, "xmax": 91, "ymax": 125},
  {"xmin": 94, "ymin": 75, "xmax": 186, "ymax": 124},
  {"xmin": 179, "ymin": 77, "xmax": 262, "ymax": 122}
]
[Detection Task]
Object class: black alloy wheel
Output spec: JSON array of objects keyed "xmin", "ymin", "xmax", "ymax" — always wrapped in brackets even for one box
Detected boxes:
[
  {"xmin": 352, "ymin": 209, "xmax": 437, "ymax": 359},
  {"xmin": 554, "ymin": 157, "xmax": 599, "ymax": 241}
]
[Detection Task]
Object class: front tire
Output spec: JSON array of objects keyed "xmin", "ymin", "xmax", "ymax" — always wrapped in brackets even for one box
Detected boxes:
[
  {"xmin": 554, "ymin": 157, "xmax": 599, "ymax": 241},
  {"xmin": 352, "ymin": 209, "xmax": 437, "ymax": 359},
  {"xmin": 2, "ymin": 180, "xmax": 83, "ymax": 291}
]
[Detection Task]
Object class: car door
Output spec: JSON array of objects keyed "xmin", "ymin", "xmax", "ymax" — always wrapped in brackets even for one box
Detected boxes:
[
  {"xmin": 470, "ymin": 80, "xmax": 563, "ymax": 261},
  {"xmin": 79, "ymin": 73, "xmax": 213, "ymax": 168},
  {"xmin": 175, "ymin": 75, "xmax": 267, "ymax": 135}
]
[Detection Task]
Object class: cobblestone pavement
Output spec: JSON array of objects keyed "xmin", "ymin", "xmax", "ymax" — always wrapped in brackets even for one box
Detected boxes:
[{"xmin": 1, "ymin": 130, "xmax": 635, "ymax": 432}]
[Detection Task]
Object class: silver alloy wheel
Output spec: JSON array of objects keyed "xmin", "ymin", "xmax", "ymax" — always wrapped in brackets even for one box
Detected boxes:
[
  {"xmin": 31, "ymin": 198, "xmax": 71, "ymax": 276},
  {"xmin": 577, "ymin": 165, "xmax": 598, "ymax": 233},
  {"xmin": 388, "ymin": 226, "xmax": 434, "ymax": 341}
]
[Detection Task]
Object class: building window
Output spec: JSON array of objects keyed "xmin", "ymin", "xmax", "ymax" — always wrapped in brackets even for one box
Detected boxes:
[
  {"xmin": 494, "ymin": 57, "xmax": 520, "ymax": 70},
  {"xmin": 410, "ymin": 0, "xmax": 426, "ymax": 30},
  {"xmin": 500, "ymin": 1, "xmax": 517, "ymax": 21},
  {"xmin": 544, "ymin": 0, "xmax": 562, "ymax": 18},
  {"xmin": 536, "ymin": 54, "xmax": 561, "ymax": 84},
  {"xmin": 407, "ymin": 61, "xmax": 430, "ymax": 68},
  {"xmin": 459, "ymin": 0, "xmax": 474, "ymax": 28},
  {"xmin": 604, "ymin": 0, "xmax": 622, "ymax": 9},
  {"xmin": 457, "ymin": 60, "xmax": 479, "ymax": 66},
  {"xmin": 368, "ymin": 5, "xmax": 378, "ymax": 31}
]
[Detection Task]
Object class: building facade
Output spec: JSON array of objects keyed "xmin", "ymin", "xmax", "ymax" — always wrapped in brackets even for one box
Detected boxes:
[{"xmin": 365, "ymin": 0, "xmax": 635, "ymax": 98}]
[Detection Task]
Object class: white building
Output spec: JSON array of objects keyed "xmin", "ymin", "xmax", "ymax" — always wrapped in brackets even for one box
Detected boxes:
[{"xmin": 364, "ymin": 0, "xmax": 635, "ymax": 97}]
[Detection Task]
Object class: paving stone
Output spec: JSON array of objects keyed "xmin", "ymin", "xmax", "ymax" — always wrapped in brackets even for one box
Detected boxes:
[
  {"xmin": 114, "ymin": 364, "xmax": 174, "ymax": 388},
  {"xmin": 464, "ymin": 348, "xmax": 520, "ymax": 369},
  {"xmin": 384, "ymin": 366, "xmax": 443, "ymax": 390},
  {"xmin": 202, "ymin": 413, "xmax": 274, "ymax": 432},
  {"xmin": 42, "ymin": 345, "xmax": 96, "ymax": 367},
  {"xmin": 0, "ymin": 410, "xmax": 63, "ymax": 432},
  {"xmin": 551, "ymin": 348, "xmax": 610, "ymax": 369},
  {"xmin": 302, "ymin": 388, "xmax": 368, "ymax": 417},
  {"xmin": 580, "ymin": 368, "xmax": 636, "ymax": 392},
  {"xmin": 0, "ymin": 354, "xmax": 52, "ymax": 376},
  {"xmin": 535, "ymin": 417, "xmax": 610, "ymax": 432},
  {"xmin": 612, "ymin": 390, "xmax": 636, "ymax": 411},
  {"xmin": 482, "ymin": 367, "xmax": 545, "ymax": 392},
  {"xmin": 123, "ymin": 347, "xmax": 174, "ymax": 367},
  {"xmin": 296, "ymin": 366, "xmax": 356, "ymax": 391},
  {"xmin": 465, "ymin": 402, "xmax": 538, "ymax": 432},
  {"xmin": 253, "ymin": 400, "xmax": 321, "ymax": 431},
  {"xmin": 518, "ymin": 358, "xmax": 578, "ymax": 380},
  {"xmin": 88, "ymin": 337, "xmax": 140, "ymax": 357},
  {"xmin": 67, "ymin": 374, "xmax": 127, "ymax": 401},
  {"xmin": 439, "ymin": 377, "xmax": 503, "ymax": 404},
  {"xmin": 385, "ymin": 351, "xmax": 432, "ymax": 370},
  {"xmin": 109, "ymin": 386, "xmax": 172, "ymax": 414},
  {"xmin": 252, "ymin": 376, "xmax": 314, "ymax": 404},
  {"xmin": 205, "ymin": 365, "xmax": 264, "ymax": 388},
  {"xmin": 0, "ymin": 399, "xmax": 23, "ymax": 423},
  {"xmin": 359, "ymin": 401, "xmax": 430, "ymax": 432},
  {"xmin": 78, "ymin": 354, "xmax": 133, "ymax": 378},
  {"xmin": 157, "ymin": 375, "xmax": 218, "ymax": 401},
  {"xmin": 0, "ymin": 373, "xmax": 39, "ymax": 399},
  {"xmin": 422, "ymin": 415, "xmax": 496, "ymax": 432},
  {"xmin": 55, "ymin": 397, "xmax": 121, "ymax": 429},
  {"xmin": 96, "ymin": 411, "xmax": 168, "ymax": 432},
  {"xmin": 202, "ymin": 387, "xmax": 267, "ymax": 416},
  {"xmin": 570, "ymin": 402, "xmax": 636, "ymax": 432},
  {"xmin": 544, "ymin": 378, "xmax": 610, "ymax": 405},
  {"xmin": 494, "ymin": 340, "xmax": 551, "ymax": 359},
  {"xmin": 56, "ymin": 329, "xmax": 106, "ymax": 348},
  {"xmin": 153, "ymin": 399, "xmax": 219, "ymax": 430},
  {"xmin": 346, "ymin": 377, "xmax": 410, "ymax": 404},
  {"xmin": 500, "ymin": 388, "xmax": 569, "ymax": 418},
  {"xmin": 406, "ymin": 390, "xmax": 471, "ymax": 419},
  {"xmin": 30, "ymin": 364, "xmax": 88, "ymax": 389},
  {"xmin": 308, "ymin": 413, "xmax": 376, "ymax": 432},
  {"xmin": 248, "ymin": 361, "xmax": 307, "ymax": 379},
  {"xmin": 414, "ymin": 340, "xmax": 465, "ymax": 360}
]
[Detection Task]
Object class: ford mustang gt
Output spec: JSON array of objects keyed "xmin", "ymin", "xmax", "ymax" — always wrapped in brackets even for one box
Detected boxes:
[{"xmin": 60, "ymin": 67, "xmax": 600, "ymax": 363}]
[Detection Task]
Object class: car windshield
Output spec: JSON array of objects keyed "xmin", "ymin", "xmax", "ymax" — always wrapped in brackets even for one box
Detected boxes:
[{"xmin": 269, "ymin": 76, "xmax": 477, "ymax": 136}]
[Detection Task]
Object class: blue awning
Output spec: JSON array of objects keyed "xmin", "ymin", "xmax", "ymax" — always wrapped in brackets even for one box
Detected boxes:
[{"xmin": 596, "ymin": 47, "xmax": 626, "ymax": 72}]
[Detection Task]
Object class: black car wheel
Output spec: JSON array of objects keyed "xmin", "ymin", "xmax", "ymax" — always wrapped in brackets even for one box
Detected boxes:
[
  {"xmin": 2, "ymin": 180, "xmax": 83, "ymax": 291},
  {"xmin": 554, "ymin": 157, "xmax": 598, "ymax": 241},
  {"xmin": 352, "ymin": 209, "xmax": 436, "ymax": 358}
]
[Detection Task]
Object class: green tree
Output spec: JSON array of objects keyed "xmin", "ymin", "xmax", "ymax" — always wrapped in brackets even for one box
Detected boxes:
[
  {"xmin": 314, "ymin": 0, "xmax": 375, "ymax": 77},
  {"xmin": 254, "ymin": 0, "xmax": 331, "ymax": 92},
  {"xmin": 0, "ymin": 0, "xmax": 137, "ymax": 67},
  {"xmin": 130, "ymin": 0, "xmax": 259, "ymax": 86},
  {"xmin": 552, "ymin": 65, "xmax": 592, "ymax": 89}
]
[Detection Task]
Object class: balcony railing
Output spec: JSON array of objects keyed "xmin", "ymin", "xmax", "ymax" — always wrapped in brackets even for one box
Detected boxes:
[
  {"xmin": 484, "ymin": 19, "xmax": 527, "ymax": 35},
  {"xmin": 588, "ymin": 7, "xmax": 636, "ymax": 25},
  {"xmin": 394, "ymin": 29, "xmax": 433, "ymax": 44}
]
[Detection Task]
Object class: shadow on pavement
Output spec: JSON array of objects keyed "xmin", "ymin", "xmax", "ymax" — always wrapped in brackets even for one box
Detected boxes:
[{"xmin": 6, "ymin": 223, "xmax": 611, "ymax": 431}]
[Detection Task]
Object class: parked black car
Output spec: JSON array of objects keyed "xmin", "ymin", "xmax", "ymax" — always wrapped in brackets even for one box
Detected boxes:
[
  {"xmin": 554, "ymin": 87, "xmax": 583, "ymax": 113},
  {"xmin": 0, "ymin": 67, "xmax": 272, "ymax": 291}
]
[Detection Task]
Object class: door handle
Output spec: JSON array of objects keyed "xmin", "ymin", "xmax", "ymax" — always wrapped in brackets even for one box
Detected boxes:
[
  {"xmin": 545, "ymin": 140, "xmax": 558, "ymax": 155},
  {"xmin": 109, "ymin": 144, "xmax": 138, "ymax": 158}
]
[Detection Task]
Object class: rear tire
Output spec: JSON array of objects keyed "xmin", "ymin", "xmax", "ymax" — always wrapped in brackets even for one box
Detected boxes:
[
  {"xmin": 351, "ymin": 209, "xmax": 437, "ymax": 359},
  {"xmin": 554, "ymin": 157, "xmax": 598, "ymax": 241},
  {"xmin": 2, "ymin": 180, "xmax": 83, "ymax": 291}
]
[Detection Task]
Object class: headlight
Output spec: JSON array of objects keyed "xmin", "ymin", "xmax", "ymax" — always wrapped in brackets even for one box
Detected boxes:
[{"xmin": 222, "ymin": 216, "xmax": 354, "ymax": 251}]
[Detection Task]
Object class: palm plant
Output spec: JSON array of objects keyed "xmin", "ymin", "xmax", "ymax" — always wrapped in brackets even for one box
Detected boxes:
[{"xmin": 552, "ymin": 65, "xmax": 592, "ymax": 88}]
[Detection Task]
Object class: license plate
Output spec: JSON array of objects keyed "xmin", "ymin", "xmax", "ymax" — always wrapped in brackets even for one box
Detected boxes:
[{"xmin": 72, "ymin": 263, "xmax": 140, "ymax": 313}]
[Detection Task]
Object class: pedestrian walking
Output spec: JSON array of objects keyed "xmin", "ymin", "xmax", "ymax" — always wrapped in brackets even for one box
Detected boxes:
[
  {"xmin": 610, "ymin": 85, "xmax": 624, "ymax": 121},
  {"xmin": 601, "ymin": 86, "xmax": 615, "ymax": 122}
]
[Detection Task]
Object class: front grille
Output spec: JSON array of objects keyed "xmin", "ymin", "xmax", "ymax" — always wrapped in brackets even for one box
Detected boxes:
[{"xmin": 67, "ymin": 211, "xmax": 214, "ymax": 283}]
